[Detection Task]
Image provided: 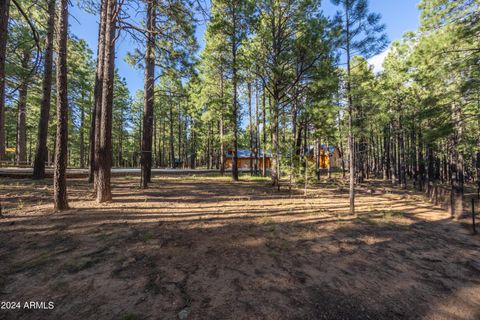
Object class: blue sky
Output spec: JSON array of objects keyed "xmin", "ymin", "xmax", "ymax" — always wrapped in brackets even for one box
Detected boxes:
[{"xmin": 70, "ymin": 0, "xmax": 421, "ymax": 96}]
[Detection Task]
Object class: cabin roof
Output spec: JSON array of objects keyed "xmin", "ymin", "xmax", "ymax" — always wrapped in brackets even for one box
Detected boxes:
[
  {"xmin": 320, "ymin": 145, "xmax": 336, "ymax": 153},
  {"xmin": 226, "ymin": 149, "xmax": 271, "ymax": 158},
  {"xmin": 305, "ymin": 144, "xmax": 336, "ymax": 153}
]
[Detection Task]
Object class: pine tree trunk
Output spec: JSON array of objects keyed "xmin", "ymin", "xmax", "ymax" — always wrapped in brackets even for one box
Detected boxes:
[
  {"xmin": 161, "ymin": 118, "xmax": 166, "ymax": 166},
  {"xmin": 118, "ymin": 116, "xmax": 123, "ymax": 166},
  {"xmin": 158, "ymin": 117, "xmax": 163, "ymax": 167},
  {"xmin": 156, "ymin": 120, "xmax": 160, "ymax": 167},
  {"xmin": 262, "ymin": 83, "xmax": 267, "ymax": 177},
  {"xmin": 79, "ymin": 101, "xmax": 85, "ymax": 168},
  {"xmin": 254, "ymin": 78, "xmax": 259, "ymax": 175},
  {"xmin": 475, "ymin": 144, "xmax": 480, "ymax": 199},
  {"xmin": 190, "ymin": 120, "xmax": 196, "ymax": 169},
  {"xmin": 271, "ymin": 99, "xmax": 279, "ymax": 188},
  {"xmin": 16, "ymin": 50, "xmax": 30, "ymax": 165},
  {"xmin": 426, "ymin": 145, "xmax": 434, "ymax": 193},
  {"xmin": 220, "ymin": 112, "xmax": 225, "ymax": 175},
  {"xmin": 248, "ymin": 82, "xmax": 253, "ymax": 175},
  {"xmin": 417, "ymin": 128, "xmax": 424, "ymax": 191},
  {"xmin": 291, "ymin": 96, "xmax": 298, "ymax": 185},
  {"xmin": 303, "ymin": 120, "xmax": 308, "ymax": 183},
  {"xmin": 96, "ymin": 0, "xmax": 117, "ymax": 203},
  {"xmin": 90, "ymin": 0, "xmax": 107, "ymax": 183},
  {"xmin": 153, "ymin": 115, "xmax": 157, "ymax": 167},
  {"xmin": 336, "ymin": 111, "xmax": 346, "ymax": 178},
  {"xmin": 391, "ymin": 136, "xmax": 397, "ymax": 185},
  {"xmin": 53, "ymin": 0, "xmax": 69, "ymax": 211},
  {"xmin": 0, "ymin": 0, "xmax": 10, "ymax": 161},
  {"xmin": 399, "ymin": 120, "xmax": 406, "ymax": 189},
  {"xmin": 231, "ymin": 35, "xmax": 239, "ymax": 181},
  {"xmin": 345, "ymin": 12, "xmax": 355, "ymax": 215},
  {"xmin": 477, "ymin": 134, "xmax": 480, "ymax": 199},
  {"xmin": 304, "ymin": 141, "xmax": 308, "ymax": 196},
  {"xmin": 328, "ymin": 143, "xmax": 332, "ymax": 179},
  {"xmin": 451, "ymin": 102, "xmax": 464, "ymax": 219},
  {"xmin": 295, "ymin": 122, "xmax": 303, "ymax": 157},
  {"xmin": 383, "ymin": 125, "xmax": 390, "ymax": 180},
  {"xmin": 169, "ymin": 100, "xmax": 174, "ymax": 167},
  {"xmin": 208, "ymin": 123, "xmax": 213, "ymax": 169},
  {"xmin": 411, "ymin": 127, "xmax": 417, "ymax": 189},
  {"xmin": 377, "ymin": 134, "xmax": 384, "ymax": 177},
  {"xmin": 28, "ymin": 130, "xmax": 32, "ymax": 163},
  {"xmin": 183, "ymin": 119, "xmax": 188, "ymax": 169},
  {"xmin": 369, "ymin": 135, "xmax": 375, "ymax": 177},
  {"xmin": 347, "ymin": 80, "xmax": 355, "ymax": 216},
  {"xmin": 178, "ymin": 106, "xmax": 182, "ymax": 168},
  {"xmin": 141, "ymin": 0, "xmax": 156, "ymax": 188},
  {"xmin": 32, "ymin": 0, "xmax": 55, "ymax": 178},
  {"xmin": 315, "ymin": 139, "xmax": 320, "ymax": 181}
]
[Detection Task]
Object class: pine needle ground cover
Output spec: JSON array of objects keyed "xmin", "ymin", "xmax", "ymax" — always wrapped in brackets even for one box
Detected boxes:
[{"xmin": 1, "ymin": 176, "xmax": 479, "ymax": 319}]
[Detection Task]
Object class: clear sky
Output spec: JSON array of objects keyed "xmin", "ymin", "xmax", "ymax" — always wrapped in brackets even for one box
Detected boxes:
[{"xmin": 69, "ymin": 0, "xmax": 421, "ymax": 97}]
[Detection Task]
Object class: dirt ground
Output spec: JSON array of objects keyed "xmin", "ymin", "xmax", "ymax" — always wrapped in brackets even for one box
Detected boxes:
[{"xmin": 0, "ymin": 175, "xmax": 479, "ymax": 320}]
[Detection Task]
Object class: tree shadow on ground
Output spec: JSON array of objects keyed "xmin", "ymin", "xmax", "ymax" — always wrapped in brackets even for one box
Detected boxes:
[{"xmin": 0, "ymin": 177, "xmax": 479, "ymax": 320}]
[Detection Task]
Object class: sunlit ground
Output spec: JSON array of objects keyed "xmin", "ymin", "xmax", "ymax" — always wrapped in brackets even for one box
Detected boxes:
[{"xmin": 0, "ymin": 175, "xmax": 479, "ymax": 319}]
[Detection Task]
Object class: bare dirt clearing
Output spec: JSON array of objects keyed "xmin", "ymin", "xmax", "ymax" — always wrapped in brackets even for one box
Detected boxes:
[{"xmin": 1, "ymin": 176, "xmax": 479, "ymax": 320}]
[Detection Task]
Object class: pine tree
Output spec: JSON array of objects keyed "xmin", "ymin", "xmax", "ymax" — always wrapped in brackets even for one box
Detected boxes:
[
  {"xmin": 95, "ymin": 0, "xmax": 117, "ymax": 203},
  {"xmin": 209, "ymin": 0, "xmax": 254, "ymax": 181},
  {"xmin": 332, "ymin": 0, "xmax": 388, "ymax": 215},
  {"xmin": 0, "ymin": 0, "xmax": 11, "ymax": 160},
  {"xmin": 15, "ymin": 49, "xmax": 30, "ymax": 165},
  {"xmin": 89, "ymin": 0, "xmax": 107, "ymax": 183},
  {"xmin": 253, "ymin": 0, "xmax": 331, "ymax": 187},
  {"xmin": 53, "ymin": 0, "xmax": 69, "ymax": 211},
  {"xmin": 141, "ymin": 0, "xmax": 156, "ymax": 188},
  {"xmin": 32, "ymin": 0, "xmax": 56, "ymax": 179}
]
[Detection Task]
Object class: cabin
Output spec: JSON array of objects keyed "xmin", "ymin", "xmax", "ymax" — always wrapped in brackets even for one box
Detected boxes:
[
  {"xmin": 225, "ymin": 149, "xmax": 272, "ymax": 169},
  {"xmin": 307, "ymin": 145, "xmax": 343, "ymax": 169},
  {"xmin": 224, "ymin": 146, "xmax": 341, "ymax": 170}
]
